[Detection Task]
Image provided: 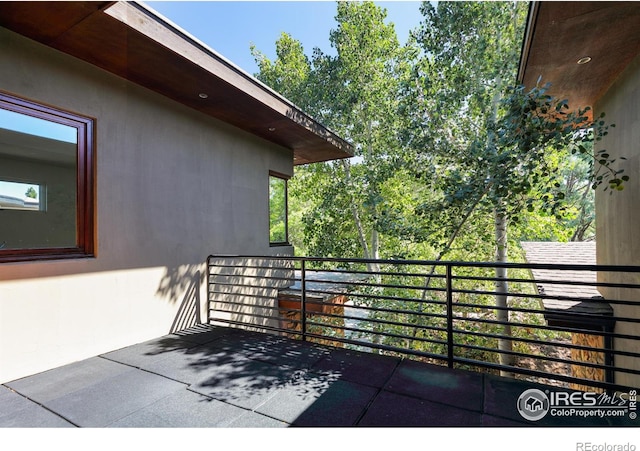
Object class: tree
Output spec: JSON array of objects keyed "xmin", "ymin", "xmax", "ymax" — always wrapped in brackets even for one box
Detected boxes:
[
  {"xmin": 251, "ymin": 1, "xmax": 627, "ymax": 371},
  {"xmin": 396, "ymin": 1, "xmax": 625, "ymax": 375},
  {"xmin": 253, "ymin": 2, "xmax": 408, "ymax": 270},
  {"xmin": 251, "ymin": 32, "xmax": 313, "ymax": 112},
  {"xmin": 25, "ymin": 186, "xmax": 37, "ymax": 199}
]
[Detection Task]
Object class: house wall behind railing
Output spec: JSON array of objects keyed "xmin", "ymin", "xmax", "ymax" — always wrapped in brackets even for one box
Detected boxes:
[
  {"xmin": 207, "ymin": 256, "xmax": 295, "ymax": 331},
  {"xmin": 595, "ymin": 52, "xmax": 640, "ymax": 388},
  {"xmin": 0, "ymin": 28, "xmax": 293, "ymax": 383}
]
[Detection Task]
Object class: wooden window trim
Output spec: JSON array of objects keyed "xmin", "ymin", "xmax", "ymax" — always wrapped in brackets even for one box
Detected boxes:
[{"xmin": 0, "ymin": 91, "xmax": 96, "ymax": 263}]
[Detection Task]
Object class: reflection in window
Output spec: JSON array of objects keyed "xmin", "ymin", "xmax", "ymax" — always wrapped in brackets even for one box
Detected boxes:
[
  {"xmin": 269, "ymin": 174, "xmax": 288, "ymax": 245},
  {"xmin": 0, "ymin": 92, "xmax": 94, "ymax": 260},
  {"xmin": 0, "ymin": 180, "xmax": 44, "ymax": 211}
]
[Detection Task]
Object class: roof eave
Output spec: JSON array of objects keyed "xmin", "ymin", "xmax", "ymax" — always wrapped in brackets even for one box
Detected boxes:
[
  {"xmin": 0, "ymin": 1, "xmax": 353, "ymax": 165},
  {"xmin": 517, "ymin": 1, "xmax": 640, "ymax": 116}
]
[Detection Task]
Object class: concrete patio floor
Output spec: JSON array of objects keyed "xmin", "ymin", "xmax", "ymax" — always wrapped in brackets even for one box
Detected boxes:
[{"xmin": 0, "ymin": 324, "xmax": 635, "ymax": 428}]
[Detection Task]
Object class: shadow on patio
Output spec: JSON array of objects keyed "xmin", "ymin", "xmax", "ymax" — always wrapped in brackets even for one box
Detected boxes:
[{"xmin": 1, "ymin": 324, "xmax": 636, "ymax": 428}]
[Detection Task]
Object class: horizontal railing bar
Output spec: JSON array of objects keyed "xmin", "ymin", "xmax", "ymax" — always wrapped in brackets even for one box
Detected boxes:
[
  {"xmin": 350, "ymin": 304, "xmax": 448, "ymax": 323},
  {"xmin": 450, "ymin": 326, "xmax": 640, "ymax": 359},
  {"xmin": 457, "ymin": 347, "xmax": 640, "ymax": 378},
  {"xmin": 300, "ymin": 330, "xmax": 450, "ymax": 363},
  {"xmin": 304, "ymin": 320, "xmax": 448, "ymax": 349},
  {"xmin": 299, "ymin": 289, "xmax": 447, "ymax": 309},
  {"xmin": 208, "ymin": 265, "xmax": 296, "ymax": 273},
  {"xmin": 298, "ymin": 278, "xmax": 445, "ymax": 293},
  {"xmin": 208, "ymin": 309, "xmax": 283, "ymax": 323},
  {"xmin": 451, "ymin": 273, "xmax": 640, "ymax": 291},
  {"xmin": 302, "ymin": 307, "xmax": 448, "ymax": 329},
  {"xmin": 304, "ymin": 266, "xmax": 448, "ymax": 280},
  {"xmin": 304, "ymin": 308, "xmax": 448, "ymax": 335},
  {"xmin": 452, "ymin": 287, "xmax": 640, "ymax": 309},
  {"xmin": 208, "ymin": 293, "xmax": 280, "ymax": 304},
  {"xmin": 209, "ymin": 317, "xmax": 302, "ymax": 339},
  {"xmin": 451, "ymin": 356, "xmax": 631, "ymax": 393},
  {"xmin": 452, "ymin": 314, "xmax": 640, "ymax": 342},
  {"xmin": 210, "ymin": 274, "xmax": 446, "ymax": 293},
  {"xmin": 207, "ymin": 254, "xmax": 640, "ymax": 392},
  {"xmin": 452, "ymin": 341, "xmax": 591, "ymax": 371},
  {"xmin": 453, "ymin": 287, "xmax": 606, "ymax": 305},
  {"xmin": 451, "ymin": 301, "xmax": 640, "ymax": 325},
  {"xmin": 485, "ymin": 308, "xmax": 640, "ymax": 327},
  {"xmin": 296, "ymin": 290, "xmax": 637, "ymax": 330},
  {"xmin": 208, "ymin": 275, "xmax": 295, "ymax": 285},
  {"xmin": 208, "ymin": 254, "xmax": 640, "ymax": 273},
  {"xmin": 299, "ymin": 315, "xmax": 447, "ymax": 346},
  {"xmin": 207, "ymin": 300, "xmax": 282, "ymax": 312}
]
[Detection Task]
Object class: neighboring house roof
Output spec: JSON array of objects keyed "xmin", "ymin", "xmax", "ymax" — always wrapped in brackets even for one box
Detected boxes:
[
  {"xmin": 518, "ymin": 1, "xmax": 640, "ymax": 118},
  {"xmin": 520, "ymin": 241, "xmax": 613, "ymax": 330},
  {"xmin": 0, "ymin": 1, "xmax": 353, "ymax": 165}
]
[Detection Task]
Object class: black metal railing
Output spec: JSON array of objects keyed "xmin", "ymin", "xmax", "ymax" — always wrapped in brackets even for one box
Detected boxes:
[{"xmin": 206, "ymin": 255, "xmax": 640, "ymax": 393}]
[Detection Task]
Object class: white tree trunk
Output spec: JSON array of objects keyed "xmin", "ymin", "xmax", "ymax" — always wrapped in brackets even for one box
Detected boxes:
[
  {"xmin": 494, "ymin": 207, "xmax": 515, "ymax": 377},
  {"xmin": 342, "ymin": 160, "xmax": 379, "ymax": 273}
]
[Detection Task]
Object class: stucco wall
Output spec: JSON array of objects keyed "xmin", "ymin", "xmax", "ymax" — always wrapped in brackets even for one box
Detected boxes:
[
  {"xmin": 0, "ymin": 28, "xmax": 293, "ymax": 383},
  {"xmin": 595, "ymin": 52, "xmax": 640, "ymax": 388}
]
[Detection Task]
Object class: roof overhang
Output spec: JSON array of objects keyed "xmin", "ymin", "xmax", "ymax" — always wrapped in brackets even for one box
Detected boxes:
[
  {"xmin": 518, "ymin": 1, "xmax": 640, "ymax": 119},
  {"xmin": 520, "ymin": 241, "xmax": 615, "ymax": 331},
  {"xmin": 0, "ymin": 1, "xmax": 353, "ymax": 165}
]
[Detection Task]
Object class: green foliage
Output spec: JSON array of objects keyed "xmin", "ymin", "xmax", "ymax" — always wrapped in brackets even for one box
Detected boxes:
[
  {"xmin": 251, "ymin": 33, "xmax": 312, "ymax": 111},
  {"xmin": 252, "ymin": 1, "xmax": 629, "ymax": 374},
  {"xmin": 25, "ymin": 186, "xmax": 37, "ymax": 199},
  {"xmin": 254, "ymin": 1, "xmax": 410, "ymax": 266},
  {"xmin": 269, "ymin": 176, "xmax": 287, "ymax": 243}
]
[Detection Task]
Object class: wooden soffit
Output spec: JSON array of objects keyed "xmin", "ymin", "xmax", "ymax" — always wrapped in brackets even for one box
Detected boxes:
[
  {"xmin": 518, "ymin": 1, "xmax": 640, "ymax": 117},
  {"xmin": 0, "ymin": 1, "xmax": 353, "ymax": 165}
]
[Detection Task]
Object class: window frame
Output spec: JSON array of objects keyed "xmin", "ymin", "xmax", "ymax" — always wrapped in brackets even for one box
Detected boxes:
[
  {"xmin": 0, "ymin": 91, "xmax": 96, "ymax": 263},
  {"xmin": 268, "ymin": 170, "xmax": 290, "ymax": 247}
]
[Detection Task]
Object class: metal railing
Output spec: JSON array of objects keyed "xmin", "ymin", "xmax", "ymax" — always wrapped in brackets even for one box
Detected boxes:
[{"xmin": 206, "ymin": 255, "xmax": 640, "ymax": 392}]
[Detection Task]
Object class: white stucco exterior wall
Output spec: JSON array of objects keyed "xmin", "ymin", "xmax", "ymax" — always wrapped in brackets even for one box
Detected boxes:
[
  {"xmin": 595, "ymin": 52, "xmax": 640, "ymax": 388},
  {"xmin": 0, "ymin": 28, "xmax": 293, "ymax": 383}
]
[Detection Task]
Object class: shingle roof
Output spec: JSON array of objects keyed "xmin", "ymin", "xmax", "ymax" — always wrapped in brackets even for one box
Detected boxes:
[{"xmin": 520, "ymin": 241, "xmax": 613, "ymax": 326}]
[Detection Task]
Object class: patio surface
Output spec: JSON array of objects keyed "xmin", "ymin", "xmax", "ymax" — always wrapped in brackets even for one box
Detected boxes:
[{"xmin": 0, "ymin": 324, "xmax": 635, "ymax": 427}]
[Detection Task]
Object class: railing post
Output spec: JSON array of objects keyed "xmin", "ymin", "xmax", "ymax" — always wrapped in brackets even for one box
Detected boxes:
[
  {"xmin": 300, "ymin": 259, "xmax": 307, "ymax": 341},
  {"xmin": 446, "ymin": 263, "xmax": 454, "ymax": 368}
]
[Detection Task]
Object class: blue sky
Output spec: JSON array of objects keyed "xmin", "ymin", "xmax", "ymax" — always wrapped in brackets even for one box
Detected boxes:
[
  {"xmin": 146, "ymin": 1, "xmax": 425, "ymax": 75},
  {"xmin": 3, "ymin": 2, "xmax": 424, "ymax": 202}
]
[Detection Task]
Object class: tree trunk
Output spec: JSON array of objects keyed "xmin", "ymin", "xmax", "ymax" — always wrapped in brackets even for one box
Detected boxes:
[
  {"xmin": 486, "ymin": 18, "xmax": 514, "ymax": 375},
  {"xmin": 365, "ymin": 117, "xmax": 381, "ymax": 273},
  {"xmin": 494, "ymin": 207, "xmax": 515, "ymax": 377},
  {"xmin": 342, "ymin": 160, "xmax": 379, "ymax": 273}
]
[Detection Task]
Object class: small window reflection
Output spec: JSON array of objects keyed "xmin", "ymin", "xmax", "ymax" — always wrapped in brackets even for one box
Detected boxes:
[{"xmin": 0, "ymin": 180, "xmax": 44, "ymax": 211}]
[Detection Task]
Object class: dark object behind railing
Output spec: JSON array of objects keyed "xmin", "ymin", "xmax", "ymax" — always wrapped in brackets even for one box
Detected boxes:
[{"xmin": 206, "ymin": 255, "xmax": 640, "ymax": 393}]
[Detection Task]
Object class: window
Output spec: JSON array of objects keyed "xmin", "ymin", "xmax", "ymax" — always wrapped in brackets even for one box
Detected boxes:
[
  {"xmin": 0, "ymin": 91, "xmax": 95, "ymax": 262},
  {"xmin": 0, "ymin": 180, "xmax": 44, "ymax": 211},
  {"xmin": 269, "ymin": 172, "xmax": 289, "ymax": 245}
]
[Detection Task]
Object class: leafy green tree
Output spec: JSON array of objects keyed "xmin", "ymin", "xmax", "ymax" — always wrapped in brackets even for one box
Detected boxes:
[
  {"xmin": 396, "ymin": 1, "xmax": 625, "ymax": 373},
  {"xmin": 251, "ymin": 32, "xmax": 313, "ymax": 112},
  {"xmin": 253, "ymin": 2, "xmax": 408, "ymax": 269},
  {"xmin": 252, "ymin": 1, "xmax": 627, "ymax": 371},
  {"xmin": 25, "ymin": 186, "xmax": 37, "ymax": 199}
]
